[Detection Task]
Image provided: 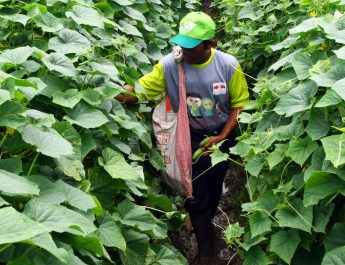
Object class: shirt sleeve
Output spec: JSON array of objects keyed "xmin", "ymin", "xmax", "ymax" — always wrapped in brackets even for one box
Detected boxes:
[
  {"xmin": 137, "ymin": 61, "xmax": 166, "ymax": 101},
  {"xmin": 228, "ymin": 63, "xmax": 250, "ymax": 108}
]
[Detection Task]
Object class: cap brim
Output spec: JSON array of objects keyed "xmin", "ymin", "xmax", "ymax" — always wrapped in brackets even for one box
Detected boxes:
[{"xmin": 170, "ymin": 34, "xmax": 203, "ymax": 49}]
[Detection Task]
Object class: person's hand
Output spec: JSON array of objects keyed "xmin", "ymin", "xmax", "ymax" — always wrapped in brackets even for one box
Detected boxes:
[
  {"xmin": 115, "ymin": 84, "xmax": 138, "ymax": 103},
  {"xmin": 200, "ymin": 134, "xmax": 227, "ymax": 157}
]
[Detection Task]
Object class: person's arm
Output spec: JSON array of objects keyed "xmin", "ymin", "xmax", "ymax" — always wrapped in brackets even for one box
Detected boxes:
[
  {"xmin": 115, "ymin": 61, "xmax": 166, "ymax": 104},
  {"xmin": 203, "ymin": 63, "xmax": 249, "ymax": 149}
]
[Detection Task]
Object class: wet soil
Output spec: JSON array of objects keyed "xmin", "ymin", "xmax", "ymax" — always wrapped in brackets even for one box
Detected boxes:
[{"xmin": 170, "ymin": 162, "xmax": 248, "ymax": 265}]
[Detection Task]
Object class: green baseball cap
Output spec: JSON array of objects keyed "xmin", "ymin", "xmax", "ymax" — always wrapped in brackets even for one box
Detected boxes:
[{"xmin": 170, "ymin": 12, "xmax": 216, "ymax": 49}]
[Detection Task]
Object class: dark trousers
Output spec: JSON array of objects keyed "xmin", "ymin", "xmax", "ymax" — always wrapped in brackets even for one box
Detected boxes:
[{"xmin": 185, "ymin": 131, "xmax": 234, "ymax": 256}]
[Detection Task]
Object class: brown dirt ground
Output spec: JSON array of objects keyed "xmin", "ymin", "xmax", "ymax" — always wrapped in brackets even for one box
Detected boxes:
[{"xmin": 170, "ymin": 162, "xmax": 248, "ymax": 265}]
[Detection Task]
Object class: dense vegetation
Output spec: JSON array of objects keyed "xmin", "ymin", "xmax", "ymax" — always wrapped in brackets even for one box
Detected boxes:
[
  {"xmin": 0, "ymin": 0, "xmax": 199, "ymax": 264},
  {"xmin": 212, "ymin": 0, "xmax": 345, "ymax": 264}
]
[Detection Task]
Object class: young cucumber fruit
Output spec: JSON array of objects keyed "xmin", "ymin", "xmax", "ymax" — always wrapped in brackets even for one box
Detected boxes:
[
  {"xmin": 199, "ymin": 136, "xmax": 212, "ymax": 147},
  {"xmin": 192, "ymin": 148, "xmax": 203, "ymax": 161},
  {"xmin": 192, "ymin": 136, "xmax": 212, "ymax": 161}
]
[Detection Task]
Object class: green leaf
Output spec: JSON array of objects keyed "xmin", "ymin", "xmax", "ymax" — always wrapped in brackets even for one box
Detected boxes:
[
  {"xmin": 269, "ymin": 229, "xmax": 301, "ymax": 264},
  {"xmin": 52, "ymin": 89, "xmax": 82, "ymax": 108},
  {"xmin": 53, "ymin": 121, "xmax": 85, "ymax": 180},
  {"xmin": 313, "ymin": 203, "xmax": 335, "ymax": 233},
  {"xmin": 286, "ymin": 136, "xmax": 318, "ymax": 166},
  {"xmin": 266, "ymin": 144, "xmax": 287, "ymax": 169},
  {"xmin": 28, "ymin": 175, "xmax": 95, "ymax": 212},
  {"xmin": 118, "ymin": 20, "xmax": 143, "ymax": 37},
  {"xmin": 64, "ymin": 101, "xmax": 108, "ymax": 129},
  {"xmin": 332, "ymin": 77, "xmax": 345, "ymax": 101},
  {"xmin": 321, "ymin": 133, "xmax": 345, "ymax": 168},
  {"xmin": 0, "ymin": 46, "xmax": 34, "ymax": 64},
  {"xmin": 24, "ymin": 201, "xmax": 97, "ymax": 235},
  {"xmin": 324, "ymin": 223, "xmax": 345, "ymax": 252},
  {"xmin": 0, "ymin": 169, "xmax": 39, "ymax": 197},
  {"xmin": 21, "ymin": 125, "xmax": 74, "ymax": 158},
  {"xmin": 48, "ymin": 29, "xmax": 90, "ymax": 54},
  {"xmin": 274, "ymin": 81, "xmax": 318, "ymax": 117},
  {"xmin": 243, "ymin": 246, "xmax": 269, "ymax": 265},
  {"xmin": 63, "ymin": 234, "xmax": 111, "ymax": 260},
  {"xmin": 43, "ymin": 53, "xmax": 77, "ymax": 77},
  {"xmin": 24, "ymin": 233, "xmax": 69, "ymax": 263},
  {"xmin": 65, "ymin": 5, "xmax": 104, "ymax": 27},
  {"xmin": 305, "ymin": 108, "xmax": 330, "ymax": 140},
  {"xmin": 90, "ymin": 60, "xmax": 118, "ymax": 80},
  {"xmin": 210, "ymin": 148, "xmax": 229, "ymax": 166},
  {"xmin": 333, "ymin": 47, "xmax": 345, "ymax": 60},
  {"xmin": 150, "ymin": 244, "xmax": 186, "ymax": 265},
  {"xmin": 116, "ymin": 200, "xmax": 159, "ymax": 232},
  {"xmin": 245, "ymin": 156, "xmax": 265, "ymax": 177},
  {"xmin": 34, "ymin": 12, "xmax": 63, "ymax": 32},
  {"xmin": 81, "ymin": 88, "xmax": 102, "ymax": 106},
  {"xmin": 80, "ymin": 133, "xmax": 96, "ymax": 158},
  {"xmin": 98, "ymin": 147, "xmax": 140, "ymax": 181},
  {"xmin": 249, "ymin": 211, "xmax": 272, "ymax": 237},
  {"xmin": 224, "ymin": 222, "xmax": 245, "ymax": 243},
  {"xmin": 315, "ymin": 89, "xmax": 342, "ymax": 108},
  {"xmin": 304, "ymin": 171, "xmax": 345, "ymax": 207},
  {"xmin": 292, "ymin": 53, "xmax": 314, "ymax": 80},
  {"xmin": 0, "ymin": 207, "xmax": 48, "ymax": 244},
  {"xmin": 124, "ymin": 6, "xmax": 146, "ymax": 22},
  {"xmin": 276, "ymin": 199, "xmax": 313, "ymax": 233},
  {"xmin": 120, "ymin": 229, "xmax": 150, "ymax": 265},
  {"xmin": 0, "ymin": 157, "xmax": 22, "ymax": 174},
  {"xmin": 0, "ymin": 89, "xmax": 11, "ymax": 105},
  {"xmin": 97, "ymin": 214, "xmax": 126, "ymax": 251},
  {"xmin": 322, "ymin": 246, "xmax": 345, "ymax": 265}
]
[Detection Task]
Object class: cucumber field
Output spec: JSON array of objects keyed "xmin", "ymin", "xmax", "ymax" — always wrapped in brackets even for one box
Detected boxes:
[{"xmin": 0, "ymin": 0, "xmax": 345, "ymax": 264}]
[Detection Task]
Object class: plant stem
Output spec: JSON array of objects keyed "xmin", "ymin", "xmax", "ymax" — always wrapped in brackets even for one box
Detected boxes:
[
  {"xmin": 28, "ymin": 152, "xmax": 40, "ymax": 176},
  {"xmin": 0, "ymin": 132, "xmax": 8, "ymax": 149}
]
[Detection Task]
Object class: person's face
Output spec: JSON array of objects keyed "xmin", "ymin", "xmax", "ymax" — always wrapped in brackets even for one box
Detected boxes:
[{"xmin": 181, "ymin": 42, "xmax": 211, "ymax": 64}]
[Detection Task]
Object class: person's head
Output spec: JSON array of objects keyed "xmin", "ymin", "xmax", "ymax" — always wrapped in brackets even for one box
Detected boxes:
[{"xmin": 170, "ymin": 12, "xmax": 216, "ymax": 64}]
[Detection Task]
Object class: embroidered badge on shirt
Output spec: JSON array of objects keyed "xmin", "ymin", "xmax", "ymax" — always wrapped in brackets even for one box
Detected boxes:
[{"xmin": 212, "ymin": 82, "xmax": 227, "ymax": 95}]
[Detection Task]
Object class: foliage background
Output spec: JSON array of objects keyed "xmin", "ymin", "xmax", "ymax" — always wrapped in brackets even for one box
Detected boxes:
[{"xmin": 0, "ymin": 0, "xmax": 199, "ymax": 264}]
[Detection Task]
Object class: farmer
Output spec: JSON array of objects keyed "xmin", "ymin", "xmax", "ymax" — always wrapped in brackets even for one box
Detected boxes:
[{"xmin": 116, "ymin": 11, "xmax": 249, "ymax": 265}]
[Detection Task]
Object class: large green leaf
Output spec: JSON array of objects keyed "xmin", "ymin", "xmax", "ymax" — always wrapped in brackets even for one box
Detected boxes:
[
  {"xmin": 43, "ymin": 53, "xmax": 77, "ymax": 77},
  {"xmin": 304, "ymin": 172, "xmax": 345, "ymax": 207},
  {"xmin": 269, "ymin": 229, "xmax": 300, "ymax": 264},
  {"xmin": 333, "ymin": 47, "xmax": 345, "ymax": 60},
  {"xmin": 124, "ymin": 6, "xmax": 146, "ymax": 22},
  {"xmin": 274, "ymin": 81, "xmax": 318, "ymax": 117},
  {"xmin": 276, "ymin": 199, "xmax": 313, "ymax": 233},
  {"xmin": 28, "ymin": 175, "xmax": 95, "ymax": 212},
  {"xmin": 313, "ymin": 203, "xmax": 335, "ymax": 233},
  {"xmin": 120, "ymin": 229, "xmax": 150, "ymax": 265},
  {"xmin": 324, "ymin": 223, "xmax": 345, "ymax": 252},
  {"xmin": 115, "ymin": 200, "xmax": 160, "ymax": 232},
  {"xmin": 249, "ymin": 211, "xmax": 272, "ymax": 237},
  {"xmin": 0, "ymin": 169, "xmax": 39, "ymax": 197},
  {"xmin": 322, "ymin": 246, "xmax": 345, "ymax": 265},
  {"xmin": 321, "ymin": 133, "xmax": 345, "ymax": 168},
  {"xmin": 21, "ymin": 125, "xmax": 74, "ymax": 158},
  {"xmin": 332, "ymin": 77, "xmax": 345, "ymax": 101},
  {"xmin": 243, "ymin": 246, "xmax": 269, "ymax": 265},
  {"xmin": 24, "ymin": 201, "xmax": 97, "ymax": 235},
  {"xmin": 291, "ymin": 53, "xmax": 314, "ymax": 80},
  {"xmin": 118, "ymin": 20, "xmax": 143, "ymax": 37},
  {"xmin": 149, "ymin": 244, "xmax": 186, "ymax": 265},
  {"xmin": 52, "ymin": 89, "xmax": 82, "ymax": 108},
  {"xmin": 64, "ymin": 101, "xmax": 109, "ymax": 129},
  {"xmin": 90, "ymin": 60, "xmax": 118, "ymax": 80},
  {"xmin": 0, "ymin": 207, "xmax": 48, "ymax": 244},
  {"xmin": 305, "ymin": 108, "xmax": 330, "ymax": 140},
  {"xmin": 266, "ymin": 144, "xmax": 287, "ymax": 169},
  {"xmin": 315, "ymin": 89, "xmax": 342, "ymax": 108},
  {"xmin": 53, "ymin": 121, "xmax": 85, "ymax": 180},
  {"xmin": 34, "ymin": 12, "xmax": 63, "ymax": 32},
  {"xmin": 65, "ymin": 5, "xmax": 104, "ymax": 27},
  {"xmin": 97, "ymin": 213, "xmax": 126, "ymax": 251},
  {"xmin": 24, "ymin": 233, "xmax": 69, "ymax": 263},
  {"xmin": 0, "ymin": 46, "xmax": 34, "ymax": 64},
  {"xmin": 98, "ymin": 147, "xmax": 140, "ymax": 180},
  {"xmin": 0, "ymin": 157, "xmax": 22, "ymax": 174},
  {"xmin": 48, "ymin": 29, "xmax": 90, "ymax": 54},
  {"xmin": 286, "ymin": 136, "xmax": 318, "ymax": 166}
]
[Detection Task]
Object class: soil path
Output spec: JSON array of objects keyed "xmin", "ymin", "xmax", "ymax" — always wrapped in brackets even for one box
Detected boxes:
[{"xmin": 171, "ymin": 163, "xmax": 248, "ymax": 265}]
